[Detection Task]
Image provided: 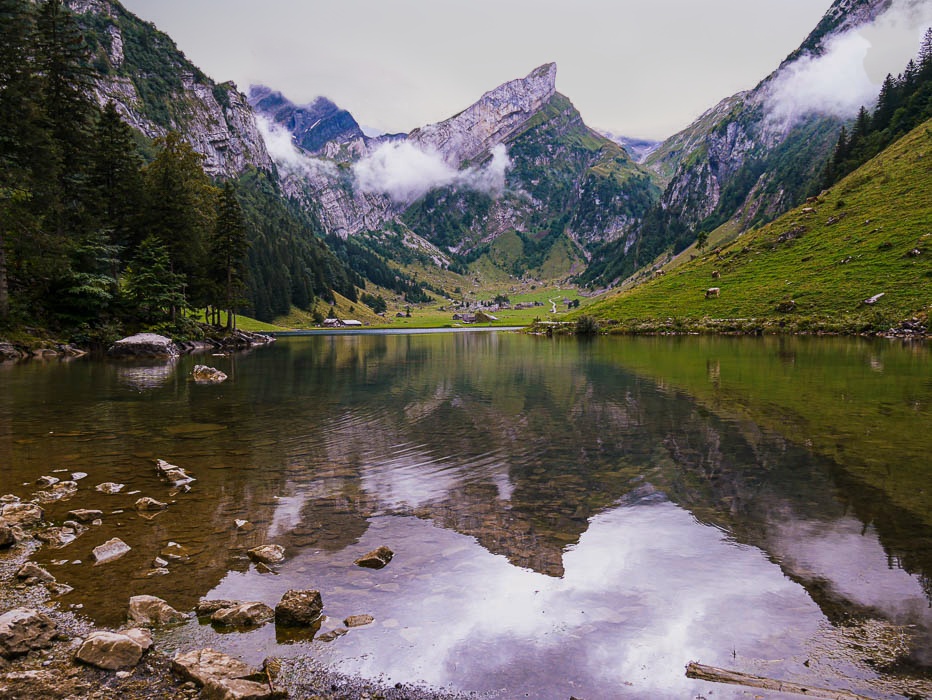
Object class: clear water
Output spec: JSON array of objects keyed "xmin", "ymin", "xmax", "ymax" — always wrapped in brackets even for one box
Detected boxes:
[{"xmin": 2, "ymin": 333, "xmax": 930, "ymax": 698}]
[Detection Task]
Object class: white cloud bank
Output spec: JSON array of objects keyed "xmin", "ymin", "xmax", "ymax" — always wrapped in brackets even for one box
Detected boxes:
[
  {"xmin": 255, "ymin": 115, "xmax": 337, "ymax": 179},
  {"xmin": 353, "ymin": 142, "xmax": 511, "ymax": 204},
  {"xmin": 765, "ymin": 0, "xmax": 932, "ymax": 126}
]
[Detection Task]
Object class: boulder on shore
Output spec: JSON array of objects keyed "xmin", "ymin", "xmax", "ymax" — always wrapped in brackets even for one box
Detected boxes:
[
  {"xmin": 74, "ymin": 630, "xmax": 145, "ymax": 670},
  {"xmin": 171, "ymin": 647, "xmax": 257, "ymax": 687},
  {"xmin": 0, "ymin": 608, "xmax": 57, "ymax": 659},
  {"xmin": 107, "ymin": 333, "xmax": 180, "ymax": 358}
]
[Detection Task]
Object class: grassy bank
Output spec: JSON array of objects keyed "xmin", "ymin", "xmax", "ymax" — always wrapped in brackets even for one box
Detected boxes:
[{"xmin": 580, "ymin": 120, "xmax": 932, "ymax": 335}]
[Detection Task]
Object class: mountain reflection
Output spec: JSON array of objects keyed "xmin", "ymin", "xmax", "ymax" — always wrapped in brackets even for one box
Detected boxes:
[{"xmin": 4, "ymin": 333, "xmax": 931, "ymax": 695}]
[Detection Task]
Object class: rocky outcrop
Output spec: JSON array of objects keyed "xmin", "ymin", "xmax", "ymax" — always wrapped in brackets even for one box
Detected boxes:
[
  {"xmin": 107, "ymin": 333, "xmax": 179, "ymax": 359},
  {"xmin": 249, "ymin": 87, "xmax": 366, "ymax": 156},
  {"xmin": 67, "ymin": 0, "xmax": 272, "ymax": 178}
]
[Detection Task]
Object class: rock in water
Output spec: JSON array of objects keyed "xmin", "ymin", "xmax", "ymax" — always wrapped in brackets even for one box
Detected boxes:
[
  {"xmin": 209, "ymin": 602, "xmax": 274, "ymax": 629},
  {"xmin": 107, "ymin": 333, "xmax": 180, "ymax": 358},
  {"xmin": 274, "ymin": 590, "xmax": 323, "ymax": 627},
  {"xmin": 75, "ymin": 631, "xmax": 145, "ymax": 670},
  {"xmin": 135, "ymin": 496, "xmax": 168, "ymax": 511},
  {"xmin": 354, "ymin": 545, "xmax": 394, "ymax": 569},
  {"xmin": 0, "ymin": 608, "xmax": 57, "ymax": 658},
  {"xmin": 15, "ymin": 562, "xmax": 56, "ymax": 584},
  {"xmin": 247, "ymin": 544, "xmax": 285, "ymax": 565},
  {"xmin": 127, "ymin": 595, "xmax": 185, "ymax": 626},
  {"xmin": 92, "ymin": 537, "xmax": 131, "ymax": 564},
  {"xmin": 343, "ymin": 614, "xmax": 374, "ymax": 628},
  {"xmin": 192, "ymin": 365, "xmax": 228, "ymax": 383},
  {"xmin": 1, "ymin": 502, "xmax": 44, "ymax": 527}
]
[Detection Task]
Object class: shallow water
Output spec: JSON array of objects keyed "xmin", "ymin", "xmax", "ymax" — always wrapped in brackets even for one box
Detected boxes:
[{"xmin": 1, "ymin": 333, "xmax": 930, "ymax": 698}]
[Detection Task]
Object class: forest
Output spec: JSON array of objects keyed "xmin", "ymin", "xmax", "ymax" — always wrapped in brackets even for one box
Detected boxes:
[{"xmin": 0, "ymin": 0, "xmax": 360, "ymax": 344}]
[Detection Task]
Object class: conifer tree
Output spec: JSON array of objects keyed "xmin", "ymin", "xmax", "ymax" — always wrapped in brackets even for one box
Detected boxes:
[{"xmin": 209, "ymin": 182, "xmax": 250, "ymax": 329}]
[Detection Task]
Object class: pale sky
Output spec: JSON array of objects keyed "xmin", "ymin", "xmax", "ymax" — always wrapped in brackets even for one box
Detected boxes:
[{"xmin": 116, "ymin": 0, "xmax": 924, "ymax": 141}]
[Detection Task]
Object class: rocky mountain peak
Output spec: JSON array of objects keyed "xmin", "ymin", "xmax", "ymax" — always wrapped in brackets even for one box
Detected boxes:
[
  {"xmin": 408, "ymin": 62, "xmax": 558, "ymax": 166},
  {"xmin": 249, "ymin": 86, "xmax": 365, "ymax": 155}
]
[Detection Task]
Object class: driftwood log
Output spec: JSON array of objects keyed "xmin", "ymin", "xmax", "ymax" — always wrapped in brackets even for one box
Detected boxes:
[{"xmin": 685, "ymin": 662, "xmax": 871, "ymax": 700}]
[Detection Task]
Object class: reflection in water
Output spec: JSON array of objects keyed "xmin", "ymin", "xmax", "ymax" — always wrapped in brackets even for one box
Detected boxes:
[{"xmin": 1, "ymin": 334, "xmax": 931, "ymax": 698}]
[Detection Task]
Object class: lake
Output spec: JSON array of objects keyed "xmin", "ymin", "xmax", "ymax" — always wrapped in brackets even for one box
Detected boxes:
[{"xmin": 2, "ymin": 332, "xmax": 931, "ymax": 698}]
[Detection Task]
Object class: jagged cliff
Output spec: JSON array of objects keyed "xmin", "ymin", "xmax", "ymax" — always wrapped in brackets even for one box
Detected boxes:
[{"xmin": 68, "ymin": 0, "xmax": 271, "ymax": 177}]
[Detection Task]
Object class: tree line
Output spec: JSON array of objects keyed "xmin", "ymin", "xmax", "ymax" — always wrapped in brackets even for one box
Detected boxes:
[
  {"xmin": 822, "ymin": 28, "xmax": 932, "ymax": 189},
  {"xmin": 0, "ymin": 0, "xmax": 360, "ymax": 344}
]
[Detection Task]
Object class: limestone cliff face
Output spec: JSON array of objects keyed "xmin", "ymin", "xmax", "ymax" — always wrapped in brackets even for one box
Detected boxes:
[
  {"xmin": 408, "ymin": 63, "xmax": 558, "ymax": 165},
  {"xmin": 68, "ymin": 0, "xmax": 271, "ymax": 177}
]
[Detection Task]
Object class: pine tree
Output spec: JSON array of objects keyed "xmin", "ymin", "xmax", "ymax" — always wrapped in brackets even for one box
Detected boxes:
[
  {"xmin": 141, "ymin": 132, "xmax": 218, "ymax": 312},
  {"xmin": 209, "ymin": 182, "xmax": 250, "ymax": 329},
  {"xmin": 124, "ymin": 235, "xmax": 185, "ymax": 325},
  {"xmin": 33, "ymin": 0, "xmax": 97, "ymax": 233},
  {"xmin": 88, "ymin": 102, "xmax": 144, "ymax": 253}
]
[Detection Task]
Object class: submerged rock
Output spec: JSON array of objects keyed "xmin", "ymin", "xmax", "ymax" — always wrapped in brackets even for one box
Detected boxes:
[
  {"xmin": 107, "ymin": 333, "xmax": 180, "ymax": 358},
  {"xmin": 35, "ymin": 526, "xmax": 78, "ymax": 548},
  {"xmin": 95, "ymin": 482, "xmax": 125, "ymax": 495},
  {"xmin": 92, "ymin": 537, "xmax": 131, "ymax": 564},
  {"xmin": 66, "ymin": 508, "xmax": 103, "ymax": 522},
  {"xmin": 127, "ymin": 594, "xmax": 185, "ymax": 626},
  {"xmin": 192, "ymin": 365, "xmax": 228, "ymax": 384},
  {"xmin": 274, "ymin": 590, "xmax": 323, "ymax": 627},
  {"xmin": 202, "ymin": 677, "xmax": 289, "ymax": 699},
  {"xmin": 155, "ymin": 459, "xmax": 196, "ymax": 488},
  {"xmin": 75, "ymin": 630, "xmax": 145, "ymax": 670},
  {"xmin": 354, "ymin": 545, "xmax": 394, "ymax": 569},
  {"xmin": 0, "ymin": 608, "xmax": 57, "ymax": 658}
]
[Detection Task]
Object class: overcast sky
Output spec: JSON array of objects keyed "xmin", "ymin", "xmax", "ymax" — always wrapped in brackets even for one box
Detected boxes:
[{"xmin": 118, "ymin": 0, "xmax": 927, "ymax": 141}]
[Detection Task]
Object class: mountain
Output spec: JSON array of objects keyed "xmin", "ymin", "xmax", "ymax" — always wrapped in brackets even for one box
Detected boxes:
[
  {"xmin": 581, "ymin": 117, "xmax": 932, "ymax": 333},
  {"xmin": 255, "ymin": 64, "xmax": 661, "ymax": 281},
  {"xmin": 67, "ymin": 0, "xmax": 270, "ymax": 177},
  {"xmin": 248, "ymin": 86, "xmax": 367, "ymax": 157},
  {"xmin": 598, "ymin": 132, "xmax": 661, "ymax": 162},
  {"xmin": 579, "ymin": 0, "xmax": 896, "ymax": 289}
]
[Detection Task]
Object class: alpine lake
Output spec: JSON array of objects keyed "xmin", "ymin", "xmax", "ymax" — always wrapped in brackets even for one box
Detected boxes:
[{"xmin": 2, "ymin": 331, "xmax": 931, "ymax": 699}]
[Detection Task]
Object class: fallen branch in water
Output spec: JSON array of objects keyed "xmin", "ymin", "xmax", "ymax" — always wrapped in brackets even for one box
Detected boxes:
[{"xmin": 685, "ymin": 662, "xmax": 871, "ymax": 700}]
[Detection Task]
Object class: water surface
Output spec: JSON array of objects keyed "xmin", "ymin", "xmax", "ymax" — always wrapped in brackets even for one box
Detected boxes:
[{"xmin": 1, "ymin": 333, "xmax": 930, "ymax": 698}]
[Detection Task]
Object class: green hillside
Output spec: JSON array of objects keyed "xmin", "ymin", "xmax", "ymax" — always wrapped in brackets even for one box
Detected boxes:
[{"xmin": 581, "ymin": 119, "xmax": 932, "ymax": 334}]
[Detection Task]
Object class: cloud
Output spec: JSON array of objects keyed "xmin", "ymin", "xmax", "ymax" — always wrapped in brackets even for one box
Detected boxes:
[
  {"xmin": 255, "ymin": 115, "xmax": 338, "ymax": 179},
  {"xmin": 764, "ymin": 0, "xmax": 932, "ymax": 127},
  {"xmin": 353, "ymin": 141, "xmax": 511, "ymax": 204}
]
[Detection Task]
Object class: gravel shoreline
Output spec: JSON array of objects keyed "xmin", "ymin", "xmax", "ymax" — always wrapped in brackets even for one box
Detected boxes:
[{"xmin": 0, "ymin": 542, "xmax": 483, "ymax": 700}]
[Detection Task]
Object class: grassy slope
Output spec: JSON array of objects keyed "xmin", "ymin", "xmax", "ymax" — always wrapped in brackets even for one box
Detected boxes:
[{"xmin": 584, "ymin": 120, "xmax": 932, "ymax": 333}]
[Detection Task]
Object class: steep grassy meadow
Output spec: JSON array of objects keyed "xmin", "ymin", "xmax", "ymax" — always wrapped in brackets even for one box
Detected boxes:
[{"xmin": 581, "ymin": 120, "xmax": 932, "ymax": 334}]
